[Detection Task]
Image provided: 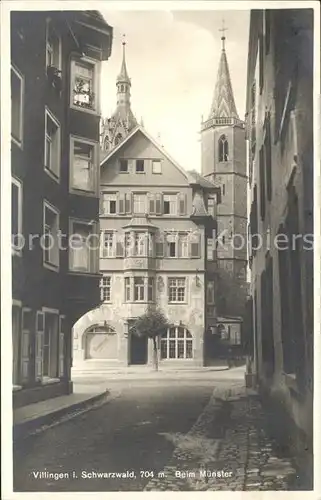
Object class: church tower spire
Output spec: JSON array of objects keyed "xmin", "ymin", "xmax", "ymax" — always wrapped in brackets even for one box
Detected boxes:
[
  {"xmin": 100, "ymin": 36, "xmax": 137, "ymax": 154},
  {"xmin": 200, "ymin": 21, "xmax": 248, "ymax": 320},
  {"xmin": 209, "ymin": 21, "xmax": 239, "ymax": 120}
]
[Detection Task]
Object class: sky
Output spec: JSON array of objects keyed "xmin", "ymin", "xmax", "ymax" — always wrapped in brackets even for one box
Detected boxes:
[{"xmin": 100, "ymin": 10, "xmax": 250, "ymax": 172}]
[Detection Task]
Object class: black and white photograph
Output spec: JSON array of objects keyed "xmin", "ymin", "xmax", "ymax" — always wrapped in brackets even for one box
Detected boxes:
[{"xmin": 1, "ymin": 1, "xmax": 320, "ymax": 496}]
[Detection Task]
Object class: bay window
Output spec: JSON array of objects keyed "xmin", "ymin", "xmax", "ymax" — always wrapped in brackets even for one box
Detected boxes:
[
  {"xmin": 71, "ymin": 59, "xmax": 97, "ymax": 111},
  {"xmin": 69, "ymin": 220, "xmax": 98, "ymax": 273},
  {"xmin": 70, "ymin": 137, "xmax": 97, "ymax": 193},
  {"xmin": 45, "ymin": 108, "xmax": 61, "ymax": 178}
]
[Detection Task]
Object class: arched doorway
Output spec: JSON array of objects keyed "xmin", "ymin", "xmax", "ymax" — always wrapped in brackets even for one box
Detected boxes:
[
  {"xmin": 85, "ymin": 323, "xmax": 117, "ymax": 360},
  {"xmin": 160, "ymin": 326, "xmax": 193, "ymax": 359}
]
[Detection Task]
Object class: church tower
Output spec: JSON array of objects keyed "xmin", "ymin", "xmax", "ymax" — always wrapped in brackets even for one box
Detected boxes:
[
  {"xmin": 101, "ymin": 38, "xmax": 137, "ymax": 152},
  {"xmin": 201, "ymin": 26, "xmax": 248, "ymax": 318}
]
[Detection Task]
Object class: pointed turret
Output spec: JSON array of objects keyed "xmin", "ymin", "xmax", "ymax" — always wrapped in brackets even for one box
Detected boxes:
[
  {"xmin": 209, "ymin": 27, "xmax": 239, "ymax": 120},
  {"xmin": 117, "ymin": 38, "xmax": 130, "ymax": 84},
  {"xmin": 100, "ymin": 37, "xmax": 137, "ymax": 154}
]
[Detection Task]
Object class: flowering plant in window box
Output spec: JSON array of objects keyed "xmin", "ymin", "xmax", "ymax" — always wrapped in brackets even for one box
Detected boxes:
[{"xmin": 73, "ymin": 78, "xmax": 95, "ymax": 110}]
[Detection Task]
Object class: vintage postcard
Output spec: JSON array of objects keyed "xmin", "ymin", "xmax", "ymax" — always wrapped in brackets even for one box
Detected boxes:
[{"xmin": 1, "ymin": 1, "xmax": 320, "ymax": 498}]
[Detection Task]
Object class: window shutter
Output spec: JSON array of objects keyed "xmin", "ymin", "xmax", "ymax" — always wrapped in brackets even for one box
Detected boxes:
[
  {"xmin": 116, "ymin": 234, "xmax": 124, "ymax": 257},
  {"xmin": 125, "ymin": 193, "xmax": 132, "ymax": 214},
  {"xmin": 155, "ymin": 193, "xmax": 163, "ymax": 215},
  {"xmin": 59, "ymin": 315, "xmax": 65, "ymax": 377},
  {"xmin": 178, "ymin": 193, "xmax": 187, "ymax": 216},
  {"xmin": 155, "ymin": 233, "xmax": 164, "ymax": 258},
  {"xmin": 35, "ymin": 311, "xmax": 44, "ymax": 380},
  {"xmin": 21, "ymin": 308, "xmax": 31, "ymax": 382},
  {"xmin": 118, "ymin": 193, "xmax": 125, "ymax": 214},
  {"xmin": 190, "ymin": 232, "xmax": 201, "ymax": 258},
  {"xmin": 99, "ymin": 192, "xmax": 104, "ymax": 214},
  {"xmin": 149, "ymin": 194, "xmax": 156, "ymax": 215}
]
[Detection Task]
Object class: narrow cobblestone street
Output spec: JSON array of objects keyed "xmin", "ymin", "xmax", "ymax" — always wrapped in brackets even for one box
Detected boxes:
[{"xmin": 14, "ymin": 377, "xmax": 304, "ymax": 492}]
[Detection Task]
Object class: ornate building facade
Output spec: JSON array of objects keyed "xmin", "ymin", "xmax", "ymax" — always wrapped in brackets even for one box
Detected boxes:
[
  {"xmin": 72, "ymin": 125, "xmax": 222, "ymax": 368},
  {"xmin": 201, "ymin": 32, "xmax": 248, "ymax": 320},
  {"xmin": 100, "ymin": 40, "xmax": 137, "ymax": 153}
]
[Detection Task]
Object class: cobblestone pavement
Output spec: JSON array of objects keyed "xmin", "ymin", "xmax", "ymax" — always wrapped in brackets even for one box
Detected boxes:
[
  {"xmin": 14, "ymin": 379, "xmax": 302, "ymax": 492},
  {"xmin": 144, "ymin": 383, "xmax": 299, "ymax": 491}
]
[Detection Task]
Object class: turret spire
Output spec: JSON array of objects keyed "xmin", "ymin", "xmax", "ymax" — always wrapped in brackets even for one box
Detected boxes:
[
  {"xmin": 100, "ymin": 36, "xmax": 137, "ymax": 154},
  {"xmin": 208, "ymin": 22, "xmax": 239, "ymax": 120},
  {"xmin": 117, "ymin": 34, "xmax": 130, "ymax": 84}
]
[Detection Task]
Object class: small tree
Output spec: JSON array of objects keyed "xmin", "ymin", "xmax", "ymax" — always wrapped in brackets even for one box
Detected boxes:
[{"xmin": 130, "ymin": 308, "xmax": 170, "ymax": 371}]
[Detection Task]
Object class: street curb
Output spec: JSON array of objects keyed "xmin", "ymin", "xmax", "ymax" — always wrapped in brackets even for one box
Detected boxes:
[{"xmin": 13, "ymin": 390, "xmax": 109, "ymax": 442}]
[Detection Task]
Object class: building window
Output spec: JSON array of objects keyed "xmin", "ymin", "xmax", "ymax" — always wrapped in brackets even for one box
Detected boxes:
[
  {"xmin": 148, "ymin": 277, "xmax": 155, "ymax": 302},
  {"xmin": 44, "ymin": 109, "xmax": 60, "ymax": 179},
  {"xmin": 168, "ymin": 278, "xmax": 186, "ymax": 303},
  {"xmin": 100, "ymin": 231, "xmax": 114, "ymax": 258},
  {"xmin": 43, "ymin": 311, "xmax": 59, "ymax": 378},
  {"xmin": 133, "ymin": 193, "xmax": 147, "ymax": 214},
  {"xmin": 163, "ymin": 194, "xmax": 177, "ymax": 215},
  {"xmin": 46, "ymin": 20, "xmax": 61, "ymax": 70},
  {"xmin": 207, "ymin": 238, "xmax": 214, "ymax": 261},
  {"xmin": 152, "ymin": 160, "xmax": 162, "ymax": 174},
  {"xmin": 43, "ymin": 202, "xmax": 59, "ymax": 269},
  {"xmin": 207, "ymin": 197, "xmax": 216, "ymax": 217},
  {"xmin": 178, "ymin": 233, "xmax": 189, "ymax": 258},
  {"xmin": 102, "ymin": 193, "xmax": 117, "ymax": 214},
  {"xmin": 12, "ymin": 178, "xmax": 23, "ymax": 255},
  {"xmin": 11, "ymin": 66, "xmax": 24, "ymax": 146},
  {"xmin": 125, "ymin": 277, "xmax": 131, "ymax": 301},
  {"xmin": 166, "ymin": 233, "xmax": 177, "ymax": 258},
  {"xmin": 218, "ymin": 135, "xmax": 229, "ymax": 162},
  {"xmin": 100, "ymin": 276, "xmax": 111, "ymax": 302},
  {"xmin": 207, "ymin": 281, "xmax": 215, "ymax": 304},
  {"xmin": 119, "ymin": 159, "xmax": 128, "ymax": 172},
  {"xmin": 69, "ymin": 220, "xmax": 98, "ymax": 273},
  {"xmin": 161, "ymin": 327, "xmax": 193, "ymax": 359},
  {"xmin": 72, "ymin": 59, "xmax": 96, "ymax": 111},
  {"xmin": 136, "ymin": 159, "xmax": 145, "ymax": 173},
  {"xmin": 134, "ymin": 232, "xmax": 147, "ymax": 256},
  {"xmin": 70, "ymin": 137, "xmax": 96, "ymax": 193},
  {"xmin": 134, "ymin": 277, "xmax": 145, "ymax": 302}
]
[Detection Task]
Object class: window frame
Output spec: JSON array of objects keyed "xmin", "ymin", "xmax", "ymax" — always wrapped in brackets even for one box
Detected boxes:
[
  {"xmin": 100, "ymin": 276, "xmax": 112, "ymax": 302},
  {"xmin": 102, "ymin": 192, "xmax": 118, "ymax": 215},
  {"xmin": 133, "ymin": 192, "xmax": 147, "ymax": 215},
  {"xmin": 70, "ymin": 56, "xmax": 99, "ymax": 115},
  {"xmin": 70, "ymin": 135, "xmax": 98, "ymax": 196},
  {"xmin": 11, "ymin": 65, "xmax": 24, "ymax": 148},
  {"xmin": 11, "ymin": 177, "xmax": 23, "ymax": 257},
  {"xmin": 160, "ymin": 327, "xmax": 193, "ymax": 360},
  {"xmin": 135, "ymin": 159, "xmax": 145, "ymax": 174},
  {"xmin": 163, "ymin": 193, "xmax": 178, "ymax": 216},
  {"xmin": 134, "ymin": 276, "xmax": 145, "ymax": 302},
  {"xmin": 100, "ymin": 230, "xmax": 115, "ymax": 258},
  {"xmin": 46, "ymin": 18, "xmax": 62, "ymax": 71},
  {"xmin": 44, "ymin": 107, "xmax": 61, "ymax": 181},
  {"xmin": 119, "ymin": 159, "xmax": 129, "ymax": 173},
  {"xmin": 152, "ymin": 159, "xmax": 162, "ymax": 174},
  {"xmin": 218, "ymin": 134, "xmax": 229, "ymax": 162},
  {"xmin": 43, "ymin": 200, "xmax": 60, "ymax": 271},
  {"xmin": 69, "ymin": 218, "xmax": 99, "ymax": 274},
  {"xmin": 168, "ymin": 277, "xmax": 186, "ymax": 303}
]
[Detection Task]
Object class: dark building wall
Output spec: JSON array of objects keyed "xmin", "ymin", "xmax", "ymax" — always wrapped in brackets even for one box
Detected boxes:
[{"xmin": 11, "ymin": 11, "xmax": 113, "ymax": 406}]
